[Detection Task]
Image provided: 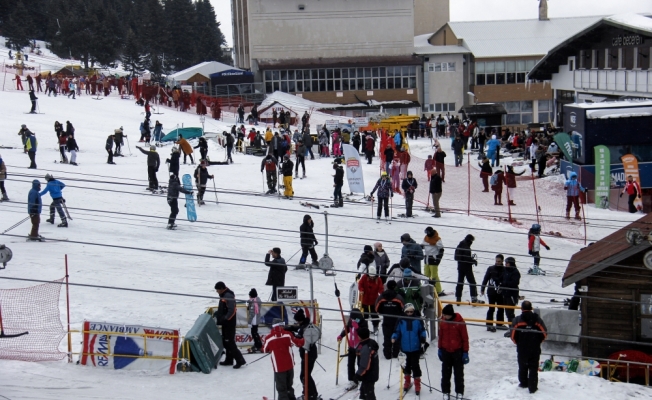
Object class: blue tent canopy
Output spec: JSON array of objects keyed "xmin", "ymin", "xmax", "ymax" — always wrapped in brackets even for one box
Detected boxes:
[{"xmin": 160, "ymin": 127, "xmax": 204, "ymax": 142}]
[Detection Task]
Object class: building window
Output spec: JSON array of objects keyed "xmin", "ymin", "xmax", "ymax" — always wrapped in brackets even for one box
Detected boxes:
[
  {"xmin": 475, "ymin": 60, "xmax": 537, "ymax": 86},
  {"xmin": 428, "ymin": 62, "xmax": 456, "ymax": 72},
  {"xmin": 538, "ymin": 100, "xmax": 552, "ymax": 123},
  {"xmin": 433, "ymin": 103, "xmax": 455, "ymax": 112}
]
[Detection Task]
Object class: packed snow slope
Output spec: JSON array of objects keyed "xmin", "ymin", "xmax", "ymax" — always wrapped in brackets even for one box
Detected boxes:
[{"xmin": 0, "ymin": 88, "xmax": 648, "ymax": 399}]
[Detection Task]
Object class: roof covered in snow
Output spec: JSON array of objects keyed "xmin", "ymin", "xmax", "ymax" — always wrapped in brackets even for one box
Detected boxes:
[
  {"xmin": 413, "ymin": 33, "xmax": 470, "ymax": 56},
  {"xmin": 566, "ymin": 100, "xmax": 652, "ymax": 109},
  {"xmin": 259, "ymin": 91, "xmax": 416, "ymax": 113},
  {"xmin": 168, "ymin": 61, "xmax": 240, "ymax": 82}
]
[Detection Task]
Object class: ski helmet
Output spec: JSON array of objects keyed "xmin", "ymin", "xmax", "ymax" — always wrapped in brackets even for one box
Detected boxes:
[
  {"xmin": 531, "ymin": 224, "xmax": 541, "ymax": 234},
  {"xmin": 424, "ymin": 226, "xmax": 435, "ymax": 236}
]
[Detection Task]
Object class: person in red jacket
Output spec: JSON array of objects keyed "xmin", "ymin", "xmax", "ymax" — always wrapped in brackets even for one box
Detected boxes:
[
  {"xmin": 621, "ymin": 175, "xmax": 642, "ymax": 213},
  {"xmin": 438, "ymin": 304, "xmax": 469, "ymax": 399},
  {"xmin": 358, "ymin": 266, "xmax": 384, "ymax": 333},
  {"xmin": 263, "ymin": 320, "xmax": 305, "ymax": 400}
]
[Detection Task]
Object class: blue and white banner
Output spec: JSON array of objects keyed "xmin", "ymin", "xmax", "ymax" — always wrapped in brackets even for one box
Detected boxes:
[{"xmin": 342, "ymin": 144, "xmax": 366, "ymax": 194}]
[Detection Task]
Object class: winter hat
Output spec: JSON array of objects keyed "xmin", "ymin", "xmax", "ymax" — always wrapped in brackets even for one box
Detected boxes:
[
  {"xmin": 172, "ymin": 147, "xmax": 180, "ymax": 153},
  {"xmin": 399, "ymin": 258, "xmax": 410, "ymax": 269},
  {"xmin": 387, "ymin": 280, "xmax": 397, "ymax": 290},
  {"xmin": 400, "ymin": 233, "xmax": 411, "ymax": 242},
  {"xmin": 424, "ymin": 227, "xmax": 435, "ymax": 237},
  {"xmin": 442, "ymin": 304, "xmax": 455, "ymax": 316},
  {"xmin": 374, "ymin": 242, "xmax": 383, "ymax": 250},
  {"xmin": 150, "ymin": 145, "xmax": 156, "ymax": 151},
  {"xmin": 272, "ymin": 247, "xmax": 281, "ymax": 255},
  {"xmin": 249, "ymin": 288, "xmax": 258, "ymax": 298},
  {"xmin": 404, "ymin": 303, "xmax": 415, "ymax": 313},
  {"xmin": 364, "ymin": 245, "xmax": 373, "ymax": 252},
  {"xmin": 491, "ymin": 135, "xmax": 496, "ymax": 139},
  {"xmin": 407, "ymin": 171, "xmax": 413, "ymax": 176},
  {"xmin": 465, "ymin": 234, "xmax": 475, "ymax": 243},
  {"xmin": 294, "ymin": 308, "xmax": 306, "ymax": 323},
  {"xmin": 214, "ymin": 281, "xmax": 226, "ymax": 290},
  {"xmin": 357, "ymin": 326, "xmax": 370, "ymax": 340},
  {"xmin": 403, "ymin": 268, "xmax": 413, "ymax": 278},
  {"xmin": 505, "ymin": 256, "xmax": 516, "ymax": 266},
  {"xmin": 44, "ymin": 173, "xmax": 53, "ymax": 181},
  {"xmin": 368, "ymin": 266, "xmax": 377, "ymax": 276}
]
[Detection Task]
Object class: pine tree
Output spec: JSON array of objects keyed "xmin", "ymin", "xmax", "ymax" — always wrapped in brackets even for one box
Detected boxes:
[
  {"xmin": 193, "ymin": 0, "xmax": 231, "ymax": 65},
  {"xmin": 4, "ymin": 0, "xmax": 33, "ymax": 51},
  {"xmin": 162, "ymin": 0, "xmax": 197, "ymax": 71},
  {"xmin": 122, "ymin": 30, "xmax": 146, "ymax": 75}
]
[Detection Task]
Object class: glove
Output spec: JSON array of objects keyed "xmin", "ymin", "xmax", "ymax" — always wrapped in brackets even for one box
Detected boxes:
[
  {"xmin": 620, "ymin": 193, "xmax": 623, "ymax": 198},
  {"xmin": 420, "ymin": 336, "xmax": 426, "ymax": 344},
  {"xmin": 421, "ymin": 342, "xmax": 430, "ymax": 355},
  {"xmin": 462, "ymin": 352, "xmax": 470, "ymax": 364},
  {"xmin": 545, "ymin": 245, "xmax": 550, "ymax": 250},
  {"xmin": 528, "ymin": 250, "xmax": 533, "ymax": 256},
  {"xmin": 438, "ymin": 349, "xmax": 443, "ymax": 361},
  {"xmin": 337, "ymin": 335, "xmax": 342, "ymax": 342},
  {"xmin": 473, "ymin": 260, "xmax": 478, "ymax": 266},
  {"xmin": 155, "ymin": 168, "xmax": 159, "ymax": 172}
]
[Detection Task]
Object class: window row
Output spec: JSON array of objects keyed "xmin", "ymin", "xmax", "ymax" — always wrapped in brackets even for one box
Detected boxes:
[
  {"xmin": 476, "ymin": 72, "xmax": 528, "ymax": 85},
  {"xmin": 426, "ymin": 102, "xmax": 456, "ymax": 112},
  {"xmin": 264, "ymin": 66, "xmax": 417, "ymax": 81},
  {"xmin": 502, "ymin": 100, "xmax": 552, "ymax": 125},
  {"xmin": 476, "ymin": 60, "xmax": 538, "ymax": 74},
  {"xmin": 427, "ymin": 62, "xmax": 455, "ymax": 72}
]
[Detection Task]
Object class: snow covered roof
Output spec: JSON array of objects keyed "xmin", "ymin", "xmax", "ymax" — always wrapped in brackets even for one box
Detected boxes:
[
  {"xmin": 168, "ymin": 61, "xmax": 240, "ymax": 82},
  {"xmin": 446, "ymin": 15, "xmax": 602, "ymax": 58},
  {"xmin": 604, "ymin": 13, "xmax": 652, "ymax": 34},
  {"xmin": 567, "ymin": 100, "xmax": 652, "ymax": 109},
  {"xmin": 413, "ymin": 34, "xmax": 470, "ymax": 56},
  {"xmin": 586, "ymin": 107, "xmax": 652, "ymax": 119},
  {"xmin": 259, "ymin": 91, "xmax": 415, "ymax": 113}
]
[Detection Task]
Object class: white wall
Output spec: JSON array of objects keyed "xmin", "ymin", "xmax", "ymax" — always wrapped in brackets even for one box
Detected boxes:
[{"xmin": 423, "ymin": 53, "xmax": 465, "ymax": 114}]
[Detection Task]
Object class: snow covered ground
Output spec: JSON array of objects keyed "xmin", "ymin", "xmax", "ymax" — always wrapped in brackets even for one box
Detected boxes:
[{"xmin": 0, "ymin": 87, "xmax": 649, "ymax": 400}]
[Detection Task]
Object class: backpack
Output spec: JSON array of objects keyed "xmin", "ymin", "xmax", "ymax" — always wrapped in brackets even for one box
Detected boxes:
[{"xmin": 490, "ymin": 174, "xmax": 499, "ymax": 186}]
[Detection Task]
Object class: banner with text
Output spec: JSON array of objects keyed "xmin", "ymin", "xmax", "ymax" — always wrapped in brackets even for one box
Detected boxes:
[
  {"xmin": 594, "ymin": 145, "xmax": 611, "ymax": 209},
  {"xmin": 80, "ymin": 321, "xmax": 179, "ymax": 374},
  {"xmin": 621, "ymin": 154, "xmax": 641, "ymax": 184},
  {"xmin": 342, "ymin": 144, "xmax": 366, "ymax": 194},
  {"xmin": 554, "ymin": 132, "xmax": 573, "ymax": 164}
]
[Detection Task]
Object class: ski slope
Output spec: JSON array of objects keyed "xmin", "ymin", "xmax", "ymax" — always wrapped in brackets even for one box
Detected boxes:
[{"xmin": 0, "ymin": 87, "xmax": 649, "ymax": 400}]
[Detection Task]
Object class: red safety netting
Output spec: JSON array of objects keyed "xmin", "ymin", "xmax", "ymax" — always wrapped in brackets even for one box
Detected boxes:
[{"xmin": 0, "ymin": 278, "xmax": 67, "ymax": 362}]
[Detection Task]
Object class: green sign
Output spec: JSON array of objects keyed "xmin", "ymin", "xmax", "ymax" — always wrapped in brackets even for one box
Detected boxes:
[
  {"xmin": 594, "ymin": 145, "xmax": 611, "ymax": 209},
  {"xmin": 554, "ymin": 132, "xmax": 573, "ymax": 164}
]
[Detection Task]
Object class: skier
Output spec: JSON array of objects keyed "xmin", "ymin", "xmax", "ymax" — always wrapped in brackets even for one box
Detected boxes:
[
  {"xmin": 429, "ymin": 169, "xmax": 443, "ymax": 218},
  {"xmin": 392, "ymin": 303, "xmax": 427, "ymax": 395},
  {"xmin": 26, "ymin": 74, "xmax": 34, "ymax": 91},
  {"xmin": 511, "ymin": 301, "xmax": 547, "ymax": 394},
  {"xmin": 369, "ymin": 172, "xmax": 393, "ymax": 222},
  {"xmin": 166, "ymin": 173, "xmax": 191, "ymax": 229},
  {"xmin": 375, "ymin": 281, "xmax": 404, "ymax": 359},
  {"xmin": 401, "ymin": 171, "xmax": 417, "ymax": 217},
  {"xmin": 491, "ymin": 169, "xmax": 504, "ymax": 205},
  {"xmin": 299, "ymin": 215, "xmax": 319, "ymax": 267},
  {"xmin": 422, "ymin": 227, "xmax": 445, "ymax": 296},
  {"xmin": 214, "ymin": 281, "xmax": 247, "ymax": 369},
  {"xmin": 438, "ymin": 304, "xmax": 469, "ymax": 400},
  {"xmin": 263, "ymin": 319, "xmax": 304, "ymax": 400},
  {"xmin": 294, "ymin": 140, "xmax": 306, "ymax": 179},
  {"xmin": 358, "ymin": 266, "xmax": 384, "ymax": 334},
  {"xmin": 337, "ymin": 308, "xmax": 368, "ymax": 391},
  {"xmin": 65, "ymin": 121, "xmax": 75, "ymax": 137},
  {"xmin": 332, "ymin": 159, "xmax": 344, "ymax": 208},
  {"xmin": 29, "ymin": 89, "xmax": 38, "ymax": 113},
  {"xmin": 166, "ymin": 147, "xmax": 181, "ymax": 177},
  {"xmin": 264, "ymin": 247, "xmax": 287, "ymax": 301},
  {"xmin": 246, "ymin": 288, "xmax": 263, "ymax": 353},
  {"xmin": 193, "ymin": 160, "xmax": 214, "ymax": 205},
  {"xmin": 502, "ymin": 257, "xmax": 521, "ymax": 336},
  {"xmin": 66, "ymin": 134, "xmax": 79, "ymax": 166},
  {"xmin": 621, "ymin": 175, "xmax": 642, "ymax": 213},
  {"xmin": 225, "ymin": 130, "xmax": 235, "ymax": 163},
  {"xmin": 136, "ymin": 145, "xmax": 161, "ymax": 190},
  {"xmin": 0, "ymin": 154, "xmax": 7, "ymax": 201},
  {"xmin": 397, "ymin": 269, "xmax": 423, "ymax": 316},
  {"xmin": 372, "ymin": 242, "xmax": 390, "ymax": 283},
  {"xmin": 261, "ymin": 153, "xmax": 278, "ymax": 194},
  {"xmin": 281, "ymin": 155, "xmax": 294, "ymax": 199},
  {"xmin": 175, "ymin": 134, "xmax": 194, "ymax": 164},
  {"xmin": 27, "ymin": 179, "xmax": 42, "ymax": 240},
  {"xmin": 527, "ymin": 224, "xmax": 550, "ymax": 272},
  {"xmin": 40, "ymin": 174, "xmax": 67, "ymax": 227},
  {"xmin": 400, "ymin": 233, "xmax": 424, "ymax": 274},
  {"xmin": 564, "ymin": 171, "xmax": 585, "ymax": 220},
  {"xmin": 18, "ymin": 124, "xmax": 31, "ymax": 153},
  {"xmin": 14, "ymin": 74, "xmax": 23, "ymax": 90},
  {"xmin": 286, "ymin": 309, "xmax": 319, "ymax": 400},
  {"xmin": 355, "ymin": 326, "xmax": 379, "ymax": 400},
  {"xmin": 25, "ymin": 129, "xmax": 37, "ymax": 169},
  {"xmin": 479, "ymin": 157, "xmax": 493, "ymax": 192},
  {"xmin": 113, "ymin": 127, "xmax": 125, "ymax": 157},
  {"xmin": 454, "ymin": 234, "xmax": 481, "ymax": 303},
  {"xmin": 106, "ymin": 134, "xmax": 116, "ymax": 164},
  {"xmin": 480, "ymin": 254, "xmax": 506, "ymax": 332},
  {"xmin": 194, "ymin": 137, "xmax": 209, "ymax": 161}
]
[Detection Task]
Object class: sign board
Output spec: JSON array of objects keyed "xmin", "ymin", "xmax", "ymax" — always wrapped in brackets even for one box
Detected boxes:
[
  {"xmin": 621, "ymin": 154, "xmax": 641, "ymax": 185},
  {"xmin": 352, "ymin": 117, "xmax": 369, "ymax": 126},
  {"xmin": 276, "ymin": 286, "xmax": 298, "ymax": 300},
  {"xmin": 594, "ymin": 145, "xmax": 611, "ymax": 209},
  {"xmin": 342, "ymin": 144, "xmax": 366, "ymax": 194},
  {"xmin": 325, "ymin": 120, "xmax": 340, "ymax": 130}
]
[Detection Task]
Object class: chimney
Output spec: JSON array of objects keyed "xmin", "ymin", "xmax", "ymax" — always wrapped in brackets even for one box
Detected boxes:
[{"xmin": 539, "ymin": 0, "xmax": 549, "ymax": 21}]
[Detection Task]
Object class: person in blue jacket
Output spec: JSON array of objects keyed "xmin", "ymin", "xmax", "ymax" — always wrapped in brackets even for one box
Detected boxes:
[
  {"xmin": 392, "ymin": 303, "xmax": 428, "ymax": 395},
  {"xmin": 564, "ymin": 172, "xmax": 585, "ymax": 220},
  {"xmin": 486, "ymin": 134, "xmax": 501, "ymax": 167},
  {"xmin": 27, "ymin": 179, "xmax": 43, "ymax": 240},
  {"xmin": 40, "ymin": 173, "xmax": 67, "ymax": 227}
]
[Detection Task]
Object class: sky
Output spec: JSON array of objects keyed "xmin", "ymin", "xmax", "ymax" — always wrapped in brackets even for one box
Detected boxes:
[{"xmin": 210, "ymin": 0, "xmax": 652, "ymax": 47}]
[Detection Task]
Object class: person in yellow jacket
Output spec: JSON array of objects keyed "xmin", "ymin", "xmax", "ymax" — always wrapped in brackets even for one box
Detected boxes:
[
  {"xmin": 264, "ymin": 128, "xmax": 273, "ymax": 147},
  {"xmin": 280, "ymin": 155, "xmax": 294, "ymax": 199},
  {"xmin": 422, "ymin": 226, "xmax": 446, "ymax": 296},
  {"xmin": 175, "ymin": 134, "xmax": 194, "ymax": 164}
]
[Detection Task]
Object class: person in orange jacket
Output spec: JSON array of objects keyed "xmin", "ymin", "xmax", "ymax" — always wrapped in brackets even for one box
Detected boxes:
[{"xmin": 175, "ymin": 134, "xmax": 194, "ymax": 164}]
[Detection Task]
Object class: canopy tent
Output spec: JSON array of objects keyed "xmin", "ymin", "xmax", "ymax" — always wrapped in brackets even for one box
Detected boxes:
[
  {"xmin": 168, "ymin": 61, "xmax": 242, "ymax": 83},
  {"xmin": 160, "ymin": 127, "xmax": 204, "ymax": 142},
  {"xmin": 186, "ymin": 73, "xmax": 210, "ymax": 84}
]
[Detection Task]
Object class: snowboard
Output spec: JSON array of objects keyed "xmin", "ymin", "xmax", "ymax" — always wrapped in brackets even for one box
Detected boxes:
[{"xmin": 182, "ymin": 174, "xmax": 197, "ymax": 222}]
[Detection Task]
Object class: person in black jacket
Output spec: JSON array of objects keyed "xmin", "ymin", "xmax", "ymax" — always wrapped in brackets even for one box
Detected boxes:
[
  {"xmin": 401, "ymin": 171, "xmax": 418, "ymax": 217},
  {"xmin": 166, "ymin": 173, "xmax": 191, "ymax": 229},
  {"xmin": 194, "ymin": 137, "xmax": 209, "ymax": 161},
  {"xmin": 375, "ymin": 280, "xmax": 404, "ymax": 359},
  {"xmin": 166, "ymin": 147, "xmax": 181, "ymax": 176},
  {"xmin": 106, "ymin": 134, "xmax": 116, "ymax": 164},
  {"xmin": 480, "ymin": 254, "xmax": 506, "ymax": 332},
  {"xmin": 429, "ymin": 170, "xmax": 442, "ymax": 218},
  {"xmin": 193, "ymin": 160, "xmax": 214, "ymax": 205},
  {"xmin": 434, "ymin": 146, "xmax": 446, "ymax": 182},
  {"xmin": 66, "ymin": 134, "xmax": 79, "ymax": 166},
  {"xmin": 357, "ymin": 245, "xmax": 375, "ymax": 275},
  {"xmin": 214, "ymin": 281, "xmax": 246, "ymax": 369},
  {"xmin": 299, "ymin": 215, "xmax": 319, "ymax": 267},
  {"xmin": 29, "ymin": 89, "xmax": 38, "ymax": 113},
  {"xmin": 510, "ymin": 301, "xmax": 547, "ymax": 394},
  {"xmin": 502, "ymin": 256, "xmax": 522, "ymax": 336},
  {"xmin": 383, "ymin": 145, "xmax": 394, "ymax": 174},
  {"xmin": 136, "ymin": 145, "xmax": 161, "ymax": 190},
  {"xmin": 478, "ymin": 157, "xmax": 493, "ymax": 192},
  {"xmin": 281, "ymin": 155, "xmax": 294, "ymax": 199},
  {"xmin": 265, "ymin": 247, "xmax": 287, "ymax": 300},
  {"xmin": 302, "ymin": 131, "xmax": 314, "ymax": 160},
  {"xmin": 261, "ymin": 154, "xmax": 278, "ymax": 194},
  {"xmin": 452, "ymin": 135, "xmax": 464, "ymax": 167},
  {"xmin": 332, "ymin": 161, "xmax": 344, "ymax": 207},
  {"xmin": 454, "ymin": 234, "xmax": 480, "ymax": 303},
  {"xmin": 356, "ymin": 326, "xmax": 380, "ymax": 400}
]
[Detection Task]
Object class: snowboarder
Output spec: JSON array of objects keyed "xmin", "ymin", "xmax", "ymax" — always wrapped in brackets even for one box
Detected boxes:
[
  {"xmin": 422, "ymin": 227, "xmax": 445, "ymax": 295},
  {"xmin": 369, "ymin": 172, "xmax": 393, "ymax": 222},
  {"xmin": 166, "ymin": 147, "xmax": 180, "ymax": 177},
  {"xmin": 66, "ymin": 134, "xmax": 79, "ymax": 166},
  {"xmin": 621, "ymin": 175, "xmax": 642, "ymax": 213},
  {"xmin": 400, "ymin": 233, "xmax": 424, "ymax": 274},
  {"xmin": 355, "ymin": 326, "xmax": 379, "ymax": 400},
  {"xmin": 337, "ymin": 308, "xmax": 368, "ymax": 391},
  {"xmin": 166, "ymin": 173, "xmax": 191, "ymax": 229},
  {"xmin": 281, "ymin": 155, "xmax": 294, "ymax": 199},
  {"xmin": 527, "ymin": 224, "xmax": 550, "ymax": 270},
  {"xmin": 392, "ymin": 303, "xmax": 427, "ymax": 395},
  {"xmin": 332, "ymin": 159, "xmax": 344, "ymax": 208},
  {"xmin": 194, "ymin": 137, "xmax": 209, "ymax": 161},
  {"xmin": 564, "ymin": 172, "xmax": 586, "ymax": 220},
  {"xmin": 27, "ymin": 179, "xmax": 42, "ymax": 240},
  {"xmin": 438, "ymin": 304, "xmax": 469, "ymax": 400},
  {"xmin": 401, "ymin": 171, "xmax": 417, "ymax": 217},
  {"xmin": 374, "ymin": 281, "xmax": 404, "ymax": 359},
  {"xmin": 261, "ymin": 154, "xmax": 278, "ymax": 194},
  {"xmin": 502, "ymin": 257, "xmax": 521, "ymax": 336},
  {"xmin": 175, "ymin": 134, "xmax": 194, "ymax": 164},
  {"xmin": 358, "ymin": 266, "xmax": 384, "ymax": 333},
  {"xmin": 40, "ymin": 174, "xmax": 67, "ymax": 227},
  {"xmin": 264, "ymin": 248, "xmax": 287, "ymax": 301},
  {"xmin": 294, "ymin": 140, "xmax": 306, "ymax": 179},
  {"xmin": 28, "ymin": 89, "xmax": 37, "ymax": 113},
  {"xmin": 214, "ymin": 281, "xmax": 247, "ymax": 369},
  {"xmin": 263, "ymin": 319, "xmax": 304, "ymax": 400},
  {"xmin": 286, "ymin": 309, "xmax": 320, "ymax": 400},
  {"xmin": 193, "ymin": 160, "xmax": 214, "ymax": 205},
  {"xmin": 299, "ymin": 215, "xmax": 319, "ymax": 267},
  {"xmin": 479, "ymin": 157, "xmax": 493, "ymax": 192},
  {"xmin": 247, "ymin": 288, "xmax": 263, "ymax": 353},
  {"xmin": 113, "ymin": 128, "xmax": 125, "ymax": 157},
  {"xmin": 511, "ymin": 301, "xmax": 547, "ymax": 394},
  {"xmin": 0, "ymin": 154, "xmax": 7, "ymax": 201},
  {"xmin": 106, "ymin": 134, "xmax": 116, "ymax": 164},
  {"xmin": 454, "ymin": 234, "xmax": 480, "ymax": 303},
  {"xmin": 372, "ymin": 242, "xmax": 390, "ymax": 283},
  {"xmin": 480, "ymin": 254, "xmax": 506, "ymax": 332},
  {"xmin": 25, "ymin": 129, "xmax": 37, "ymax": 169},
  {"xmin": 136, "ymin": 145, "xmax": 161, "ymax": 190}
]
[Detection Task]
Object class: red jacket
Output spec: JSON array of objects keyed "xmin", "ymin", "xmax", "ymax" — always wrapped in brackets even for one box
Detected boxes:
[
  {"xmin": 358, "ymin": 274, "xmax": 384, "ymax": 306},
  {"xmin": 438, "ymin": 313, "xmax": 469, "ymax": 353},
  {"xmin": 623, "ymin": 180, "xmax": 641, "ymax": 196},
  {"xmin": 263, "ymin": 325, "xmax": 305, "ymax": 373}
]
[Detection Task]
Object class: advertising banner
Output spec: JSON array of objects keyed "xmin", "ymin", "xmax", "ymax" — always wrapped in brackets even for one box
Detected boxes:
[
  {"xmin": 594, "ymin": 145, "xmax": 611, "ymax": 209},
  {"xmin": 342, "ymin": 144, "xmax": 366, "ymax": 194},
  {"xmin": 554, "ymin": 132, "xmax": 574, "ymax": 164},
  {"xmin": 325, "ymin": 120, "xmax": 340, "ymax": 130},
  {"xmin": 621, "ymin": 154, "xmax": 641, "ymax": 184},
  {"xmin": 81, "ymin": 321, "xmax": 180, "ymax": 374},
  {"xmin": 352, "ymin": 117, "xmax": 369, "ymax": 127}
]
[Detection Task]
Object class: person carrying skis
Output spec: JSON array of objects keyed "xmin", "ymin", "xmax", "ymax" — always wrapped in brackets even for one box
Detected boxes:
[
  {"xmin": 285, "ymin": 309, "xmax": 320, "ymax": 400},
  {"xmin": 261, "ymin": 153, "xmax": 278, "ymax": 194},
  {"xmin": 502, "ymin": 257, "xmax": 521, "ymax": 336},
  {"xmin": 246, "ymin": 288, "xmax": 263, "ymax": 353},
  {"xmin": 564, "ymin": 171, "xmax": 585, "ymax": 220},
  {"xmin": 106, "ymin": 134, "xmax": 116, "ymax": 164},
  {"xmin": 454, "ymin": 234, "xmax": 480, "ymax": 303},
  {"xmin": 392, "ymin": 303, "xmax": 427, "ymax": 396},
  {"xmin": 40, "ymin": 173, "xmax": 67, "ymax": 227},
  {"xmin": 400, "ymin": 233, "xmax": 424, "ymax": 274},
  {"xmin": 621, "ymin": 175, "xmax": 642, "ymax": 213},
  {"xmin": 66, "ymin": 133, "xmax": 79, "ymax": 166},
  {"xmin": 355, "ymin": 326, "xmax": 379, "ymax": 400},
  {"xmin": 166, "ymin": 173, "xmax": 191, "ymax": 229},
  {"xmin": 175, "ymin": 134, "xmax": 194, "ymax": 164},
  {"xmin": 214, "ymin": 281, "xmax": 247, "ymax": 369},
  {"xmin": 194, "ymin": 137, "xmax": 209, "ymax": 161},
  {"xmin": 263, "ymin": 319, "xmax": 304, "ymax": 400},
  {"xmin": 193, "ymin": 160, "xmax": 214, "ymax": 205},
  {"xmin": 298, "ymin": 214, "xmax": 319, "ymax": 267},
  {"xmin": 358, "ymin": 266, "xmax": 384, "ymax": 334},
  {"xmin": 511, "ymin": 301, "xmax": 547, "ymax": 394},
  {"xmin": 422, "ymin": 227, "xmax": 445, "ymax": 296},
  {"xmin": 281, "ymin": 155, "xmax": 294, "ymax": 199},
  {"xmin": 373, "ymin": 242, "xmax": 390, "ymax": 283},
  {"xmin": 401, "ymin": 171, "xmax": 417, "ymax": 218},
  {"xmin": 264, "ymin": 247, "xmax": 287, "ymax": 301},
  {"xmin": 337, "ymin": 308, "xmax": 368, "ymax": 391},
  {"xmin": 480, "ymin": 254, "xmax": 506, "ymax": 332},
  {"xmin": 375, "ymin": 280, "xmax": 404, "ymax": 359},
  {"xmin": 166, "ymin": 147, "xmax": 180, "ymax": 177},
  {"xmin": 332, "ymin": 159, "xmax": 344, "ymax": 208},
  {"xmin": 527, "ymin": 224, "xmax": 549, "ymax": 271},
  {"xmin": 0, "ymin": 154, "xmax": 8, "ymax": 201},
  {"xmin": 136, "ymin": 145, "xmax": 161, "ymax": 191},
  {"xmin": 438, "ymin": 304, "xmax": 469, "ymax": 400},
  {"xmin": 369, "ymin": 172, "xmax": 393, "ymax": 222},
  {"xmin": 27, "ymin": 179, "xmax": 42, "ymax": 240}
]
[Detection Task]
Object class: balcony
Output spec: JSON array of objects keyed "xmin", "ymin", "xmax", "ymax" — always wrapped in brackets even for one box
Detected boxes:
[{"xmin": 573, "ymin": 69, "xmax": 652, "ymax": 93}]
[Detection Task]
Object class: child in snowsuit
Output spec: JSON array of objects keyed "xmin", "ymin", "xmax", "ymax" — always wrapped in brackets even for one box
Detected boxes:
[
  {"xmin": 392, "ymin": 303, "xmax": 428, "ymax": 396},
  {"xmin": 356, "ymin": 326, "xmax": 380, "ymax": 400},
  {"xmin": 527, "ymin": 224, "xmax": 550, "ymax": 269},
  {"xmin": 337, "ymin": 308, "xmax": 368, "ymax": 391},
  {"xmin": 246, "ymin": 288, "xmax": 263, "ymax": 353}
]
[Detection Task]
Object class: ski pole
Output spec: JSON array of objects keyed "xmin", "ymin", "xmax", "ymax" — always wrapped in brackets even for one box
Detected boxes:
[
  {"xmin": 126, "ymin": 136, "xmax": 133, "ymax": 156},
  {"xmin": 212, "ymin": 178, "xmax": 218, "ymax": 204},
  {"xmin": 1, "ymin": 216, "xmax": 30, "ymax": 235},
  {"xmin": 424, "ymin": 351, "xmax": 433, "ymax": 393},
  {"xmin": 261, "ymin": 171, "xmax": 265, "ymax": 193},
  {"xmin": 386, "ymin": 355, "xmax": 393, "ymax": 389}
]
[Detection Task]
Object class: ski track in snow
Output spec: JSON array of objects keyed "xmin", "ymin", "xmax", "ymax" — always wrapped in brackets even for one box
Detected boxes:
[{"xmin": 0, "ymin": 86, "xmax": 649, "ymax": 399}]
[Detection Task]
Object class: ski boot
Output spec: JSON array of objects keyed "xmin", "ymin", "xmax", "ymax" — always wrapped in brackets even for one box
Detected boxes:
[
  {"xmin": 302, "ymin": 173, "xmax": 306, "ymax": 179},
  {"xmin": 27, "ymin": 235, "xmax": 44, "ymax": 242},
  {"xmin": 487, "ymin": 325, "xmax": 496, "ymax": 332},
  {"xmin": 403, "ymin": 374, "xmax": 412, "ymax": 394},
  {"xmin": 344, "ymin": 381, "xmax": 358, "ymax": 391},
  {"xmin": 455, "ymin": 394, "xmax": 464, "ymax": 399},
  {"xmin": 1, "ymin": 192, "xmax": 8, "ymax": 201},
  {"xmin": 565, "ymin": 211, "xmax": 570, "ymax": 220},
  {"xmin": 415, "ymin": 378, "xmax": 421, "ymax": 396},
  {"xmin": 574, "ymin": 212, "xmax": 582, "ymax": 221},
  {"xmin": 46, "ymin": 218, "xmax": 55, "ymax": 224},
  {"xmin": 443, "ymin": 394, "xmax": 451, "ymax": 400},
  {"xmin": 166, "ymin": 223, "xmax": 177, "ymax": 230},
  {"xmin": 58, "ymin": 220, "xmax": 68, "ymax": 228}
]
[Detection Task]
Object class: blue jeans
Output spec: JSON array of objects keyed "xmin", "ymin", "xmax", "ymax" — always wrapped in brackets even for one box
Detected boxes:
[
  {"xmin": 333, "ymin": 184, "xmax": 342, "ymax": 202},
  {"xmin": 385, "ymin": 161, "xmax": 391, "ymax": 173},
  {"xmin": 455, "ymin": 153, "xmax": 463, "ymax": 166}
]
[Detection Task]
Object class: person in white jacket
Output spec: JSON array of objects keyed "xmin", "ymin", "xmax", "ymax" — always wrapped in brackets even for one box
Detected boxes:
[{"xmin": 422, "ymin": 227, "xmax": 446, "ymax": 296}]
